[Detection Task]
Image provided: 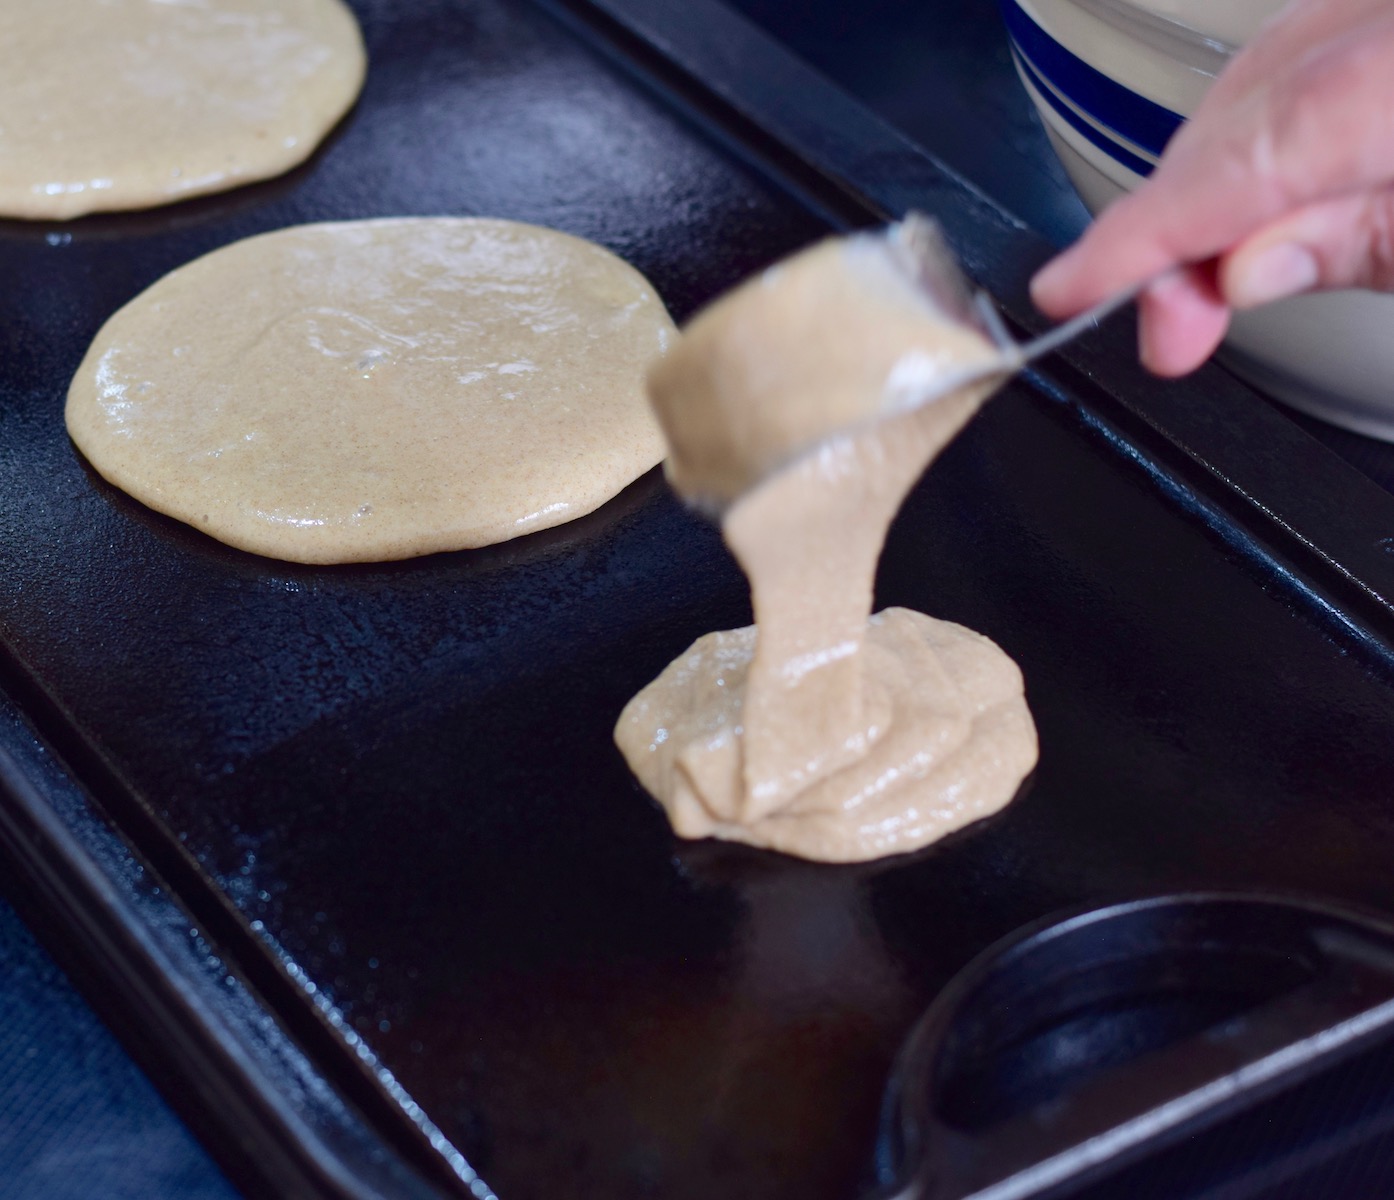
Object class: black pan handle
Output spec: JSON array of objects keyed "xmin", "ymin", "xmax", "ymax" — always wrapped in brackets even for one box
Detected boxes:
[{"xmin": 872, "ymin": 893, "xmax": 1394, "ymax": 1200}]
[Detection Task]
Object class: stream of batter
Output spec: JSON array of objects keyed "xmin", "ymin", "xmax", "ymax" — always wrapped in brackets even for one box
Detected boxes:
[{"xmin": 614, "ymin": 220, "xmax": 1038, "ymax": 862}]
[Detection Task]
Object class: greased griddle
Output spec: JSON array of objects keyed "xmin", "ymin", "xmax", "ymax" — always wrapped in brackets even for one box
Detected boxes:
[{"xmin": 5, "ymin": 1, "xmax": 1394, "ymax": 1197}]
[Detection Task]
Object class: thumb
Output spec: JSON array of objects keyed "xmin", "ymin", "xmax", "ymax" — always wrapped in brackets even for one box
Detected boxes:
[{"xmin": 1221, "ymin": 189, "xmax": 1394, "ymax": 308}]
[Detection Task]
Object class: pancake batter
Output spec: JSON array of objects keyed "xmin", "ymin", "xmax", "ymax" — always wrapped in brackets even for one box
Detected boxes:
[
  {"xmin": 0, "ymin": 0, "xmax": 366, "ymax": 220},
  {"xmin": 66, "ymin": 218, "xmax": 675, "ymax": 562},
  {"xmin": 615, "ymin": 221, "xmax": 1038, "ymax": 862}
]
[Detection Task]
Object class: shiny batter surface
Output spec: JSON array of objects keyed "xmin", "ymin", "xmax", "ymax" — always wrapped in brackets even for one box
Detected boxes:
[
  {"xmin": 0, "ymin": 0, "xmax": 365, "ymax": 220},
  {"xmin": 66, "ymin": 218, "xmax": 674, "ymax": 563},
  {"xmin": 615, "ymin": 229, "xmax": 1038, "ymax": 862}
]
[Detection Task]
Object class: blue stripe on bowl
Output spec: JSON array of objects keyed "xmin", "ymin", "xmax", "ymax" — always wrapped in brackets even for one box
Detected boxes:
[
  {"xmin": 999, "ymin": 0, "xmax": 1185, "ymax": 158},
  {"xmin": 1011, "ymin": 44, "xmax": 1157, "ymax": 178}
]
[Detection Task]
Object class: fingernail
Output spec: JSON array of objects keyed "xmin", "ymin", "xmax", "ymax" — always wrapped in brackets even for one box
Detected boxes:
[{"xmin": 1229, "ymin": 243, "xmax": 1318, "ymax": 308}]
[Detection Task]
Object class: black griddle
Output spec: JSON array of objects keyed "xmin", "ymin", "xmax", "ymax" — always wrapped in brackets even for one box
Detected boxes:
[{"xmin": 5, "ymin": 1, "xmax": 1394, "ymax": 1197}]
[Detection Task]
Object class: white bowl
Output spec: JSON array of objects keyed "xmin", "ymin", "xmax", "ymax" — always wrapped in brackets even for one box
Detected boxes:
[{"xmin": 1002, "ymin": 0, "xmax": 1394, "ymax": 440}]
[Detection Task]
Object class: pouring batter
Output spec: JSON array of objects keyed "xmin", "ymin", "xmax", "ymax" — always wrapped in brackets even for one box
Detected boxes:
[{"xmin": 615, "ymin": 219, "xmax": 1038, "ymax": 862}]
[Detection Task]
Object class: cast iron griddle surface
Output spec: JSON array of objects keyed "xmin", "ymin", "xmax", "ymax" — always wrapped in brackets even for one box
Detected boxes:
[{"xmin": 4, "ymin": 1, "xmax": 1394, "ymax": 1198}]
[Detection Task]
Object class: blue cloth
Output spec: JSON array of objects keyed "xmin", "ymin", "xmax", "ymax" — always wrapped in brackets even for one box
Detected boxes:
[{"xmin": 0, "ymin": 895, "xmax": 238, "ymax": 1200}]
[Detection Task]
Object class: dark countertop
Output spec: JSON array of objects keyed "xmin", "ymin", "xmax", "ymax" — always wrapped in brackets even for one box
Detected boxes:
[{"xmin": 5, "ymin": 1, "xmax": 1394, "ymax": 1197}]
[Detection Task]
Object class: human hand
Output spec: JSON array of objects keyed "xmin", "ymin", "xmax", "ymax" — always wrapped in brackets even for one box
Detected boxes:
[{"xmin": 1030, "ymin": 0, "xmax": 1394, "ymax": 376}]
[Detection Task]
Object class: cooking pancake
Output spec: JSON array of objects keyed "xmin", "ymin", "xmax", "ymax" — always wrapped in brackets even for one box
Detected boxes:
[
  {"xmin": 0, "ymin": 0, "xmax": 366, "ymax": 220},
  {"xmin": 66, "ymin": 218, "xmax": 675, "ymax": 562}
]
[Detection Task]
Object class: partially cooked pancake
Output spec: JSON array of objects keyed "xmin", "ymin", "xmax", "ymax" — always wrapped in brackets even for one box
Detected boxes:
[
  {"xmin": 66, "ymin": 218, "xmax": 675, "ymax": 562},
  {"xmin": 0, "ymin": 0, "xmax": 366, "ymax": 219}
]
